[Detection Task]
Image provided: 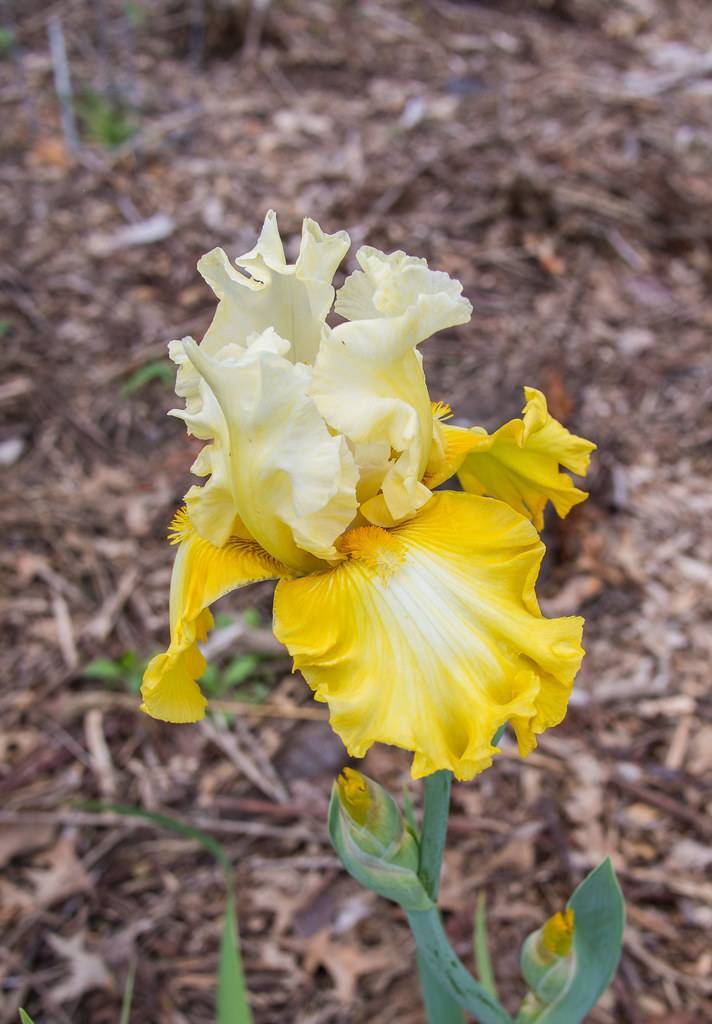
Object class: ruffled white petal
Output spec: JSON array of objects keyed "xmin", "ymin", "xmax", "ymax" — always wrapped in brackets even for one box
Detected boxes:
[
  {"xmin": 196, "ymin": 210, "xmax": 349, "ymax": 365},
  {"xmin": 335, "ymin": 246, "xmax": 471, "ymax": 324},
  {"xmin": 176, "ymin": 332, "xmax": 359, "ymax": 570},
  {"xmin": 312, "ymin": 285, "xmax": 470, "ymax": 524}
]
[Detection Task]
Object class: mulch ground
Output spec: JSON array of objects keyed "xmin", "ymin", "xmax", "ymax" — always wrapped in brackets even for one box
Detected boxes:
[{"xmin": 1, "ymin": 1, "xmax": 711, "ymax": 1021}]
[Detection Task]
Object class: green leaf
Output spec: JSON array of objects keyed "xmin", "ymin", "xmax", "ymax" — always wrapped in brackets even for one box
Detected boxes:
[
  {"xmin": 82, "ymin": 657, "xmax": 124, "ymax": 680},
  {"xmin": 119, "ymin": 958, "xmax": 136, "ymax": 1024},
  {"xmin": 474, "ymin": 891, "xmax": 499, "ymax": 998},
  {"xmin": 0, "ymin": 27, "xmax": 13, "ymax": 58},
  {"xmin": 408, "ymin": 908, "xmax": 514, "ymax": 1024},
  {"xmin": 401, "ymin": 783, "xmax": 418, "ymax": 838},
  {"xmin": 83, "ymin": 803, "xmax": 253, "ymax": 1023},
  {"xmin": 242, "ymin": 608, "xmax": 261, "ymax": 628},
  {"xmin": 214, "ymin": 612, "xmax": 235, "ymax": 629},
  {"xmin": 517, "ymin": 858, "xmax": 625, "ymax": 1023},
  {"xmin": 121, "ymin": 360, "xmax": 174, "ymax": 396},
  {"xmin": 223, "ymin": 654, "xmax": 260, "ymax": 687},
  {"xmin": 218, "ymin": 886, "xmax": 253, "ymax": 1024},
  {"xmin": 417, "ymin": 951, "xmax": 466, "ymax": 1024},
  {"xmin": 124, "ymin": 1, "xmax": 148, "ymax": 26},
  {"xmin": 77, "ymin": 87, "xmax": 137, "ymax": 148},
  {"xmin": 19, "ymin": 1012, "xmax": 35, "ymax": 1024},
  {"xmin": 200, "ymin": 663, "xmax": 222, "ymax": 696}
]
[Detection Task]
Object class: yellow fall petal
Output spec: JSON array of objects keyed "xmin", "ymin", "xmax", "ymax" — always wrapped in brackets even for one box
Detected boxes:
[
  {"xmin": 273, "ymin": 491, "xmax": 584, "ymax": 780},
  {"xmin": 140, "ymin": 509, "xmax": 289, "ymax": 723},
  {"xmin": 458, "ymin": 387, "xmax": 596, "ymax": 530}
]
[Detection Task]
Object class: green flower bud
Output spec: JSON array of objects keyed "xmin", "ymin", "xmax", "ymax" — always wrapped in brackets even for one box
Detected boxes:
[
  {"xmin": 329, "ymin": 768, "xmax": 433, "ymax": 912},
  {"xmin": 519, "ymin": 908, "xmax": 576, "ymax": 1016}
]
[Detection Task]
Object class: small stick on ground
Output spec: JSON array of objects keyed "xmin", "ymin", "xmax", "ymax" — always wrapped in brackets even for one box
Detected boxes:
[{"xmin": 47, "ymin": 13, "xmax": 79, "ymax": 156}]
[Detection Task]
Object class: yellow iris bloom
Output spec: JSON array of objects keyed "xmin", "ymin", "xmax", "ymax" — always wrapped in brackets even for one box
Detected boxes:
[{"xmin": 140, "ymin": 212, "xmax": 594, "ymax": 780}]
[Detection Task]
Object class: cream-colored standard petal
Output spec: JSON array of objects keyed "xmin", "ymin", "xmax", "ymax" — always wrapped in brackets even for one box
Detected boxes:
[
  {"xmin": 273, "ymin": 491, "xmax": 584, "ymax": 780},
  {"xmin": 335, "ymin": 246, "xmax": 472, "ymax": 324},
  {"xmin": 197, "ymin": 211, "xmax": 350, "ymax": 364},
  {"xmin": 178, "ymin": 334, "xmax": 359, "ymax": 570},
  {"xmin": 458, "ymin": 387, "xmax": 597, "ymax": 530},
  {"xmin": 140, "ymin": 508, "xmax": 289, "ymax": 723},
  {"xmin": 312, "ymin": 288, "xmax": 470, "ymax": 525}
]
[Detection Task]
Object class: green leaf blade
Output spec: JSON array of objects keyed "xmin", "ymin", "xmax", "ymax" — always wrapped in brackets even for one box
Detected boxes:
[
  {"xmin": 474, "ymin": 891, "xmax": 499, "ymax": 998},
  {"xmin": 218, "ymin": 889, "xmax": 253, "ymax": 1024},
  {"xmin": 81, "ymin": 803, "xmax": 253, "ymax": 1023}
]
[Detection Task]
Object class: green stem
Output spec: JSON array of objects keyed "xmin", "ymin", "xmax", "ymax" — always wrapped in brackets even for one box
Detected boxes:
[
  {"xmin": 408, "ymin": 908, "xmax": 514, "ymax": 1024},
  {"xmin": 414, "ymin": 771, "xmax": 466, "ymax": 1023}
]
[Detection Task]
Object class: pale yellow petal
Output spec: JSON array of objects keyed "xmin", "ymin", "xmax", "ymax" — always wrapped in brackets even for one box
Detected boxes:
[
  {"xmin": 312, "ymin": 310, "xmax": 456, "ymax": 524},
  {"xmin": 316, "ymin": 247, "xmax": 471, "ymax": 525},
  {"xmin": 458, "ymin": 387, "xmax": 597, "ymax": 530},
  {"xmin": 180, "ymin": 335, "xmax": 358, "ymax": 569},
  {"xmin": 273, "ymin": 491, "xmax": 584, "ymax": 780},
  {"xmin": 335, "ymin": 246, "xmax": 472, "ymax": 323},
  {"xmin": 140, "ymin": 509, "xmax": 289, "ymax": 724},
  {"xmin": 197, "ymin": 211, "xmax": 349, "ymax": 364}
]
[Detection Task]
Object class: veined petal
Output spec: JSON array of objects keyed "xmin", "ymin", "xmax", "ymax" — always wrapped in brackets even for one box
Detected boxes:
[
  {"xmin": 458, "ymin": 387, "xmax": 597, "ymax": 530},
  {"xmin": 273, "ymin": 491, "xmax": 584, "ymax": 780},
  {"xmin": 180, "ymin": 334, "xmax": 359, "ymax": 570},
  {"xmin": 141, "ymin": 509, "xmax": 289, "ymax": 724},
  {"xmin": 197, "ymin": 211, "xmax": 349, "ymax": 365},
  {"xmin": 335, "ymin": 246, "xmax": 472, "ymax": 324}
]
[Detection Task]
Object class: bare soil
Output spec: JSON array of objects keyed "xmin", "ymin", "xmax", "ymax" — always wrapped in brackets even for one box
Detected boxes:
[{"xmin": 1, "ymin": 1, "xmax": 711, "ymax": 1022}]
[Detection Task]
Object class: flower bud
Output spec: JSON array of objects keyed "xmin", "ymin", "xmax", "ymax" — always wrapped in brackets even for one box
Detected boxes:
[
  {"xmin": 329, "ymin": 768, "xmax": 433, "ymax": 912},
  {"xmin": 519, "ymin": 908, "xmax": 576, "ymax": 1012}
]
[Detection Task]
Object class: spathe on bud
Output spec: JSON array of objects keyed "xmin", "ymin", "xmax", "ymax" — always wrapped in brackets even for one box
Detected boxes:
[
  {"xmin": 329, "ymin": 768, "xmax": 433, "ymax": 912},
  {"xmin": 518, "ymin": 908, "xmax": 577, "ymax": 1019}
]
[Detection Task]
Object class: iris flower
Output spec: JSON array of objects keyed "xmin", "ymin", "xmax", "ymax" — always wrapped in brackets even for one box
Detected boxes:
[{"xmin": 141, "ymin": 212, "xmax": 595, "ymax": 780}]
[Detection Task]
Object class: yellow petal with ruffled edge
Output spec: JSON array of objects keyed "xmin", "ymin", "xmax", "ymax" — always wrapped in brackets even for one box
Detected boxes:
[
  {"xmin": 273, "ymin": 491, "xmax": 584, "ymax": 780},
  {"xmin": 197, "ymin": 211, "xmax": 350, "ymax": 365},
  {"xmin": 458, "ymin": 387, "xmax": 596, "ymax": 530},
  {"xmin": 140, "ymin": 508, "xmax": 290, "ymax": 723},
  {"xmin": 173, "ymin": 330, "xmax": 359, "ymax": 570}
]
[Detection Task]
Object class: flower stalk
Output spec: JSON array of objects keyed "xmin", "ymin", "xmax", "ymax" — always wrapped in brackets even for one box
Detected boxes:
[
  {"xmin": 415, "ymin": 771, "xmax": 465, "ymax": 1024},
  {"xmin": 412, "ymin": 770, "xmax": 514, "ymax": 1024}
]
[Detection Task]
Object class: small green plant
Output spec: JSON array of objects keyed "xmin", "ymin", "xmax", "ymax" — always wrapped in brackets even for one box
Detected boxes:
[
  {"xmin": 0, "ymin": 320, "xmax": 12, "ymax": 339},
  {"xmin": 122, "ymin": 359, "xmax": 174, "ymax": 396},
  {"xmin": 83, "ymin": 650, "xmax": 147, "ymax": 693},
  {"xmin": 77, "ymin": 88, "xmax": 137, "ymax": 148},
  {"xmin": 83, "ymin": 616, "xmax": 276, "ymax": 703},
  {"xmin": 0, "ymin": 27, "xmax": 14, "ymax": 58},
  {"xmin": 84, "ymin": 804, "xmax": 252, "ymax": 1024},
  {"xmin": 124, "ymin": 2, "xmax": 148, "ymax": 27}
]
